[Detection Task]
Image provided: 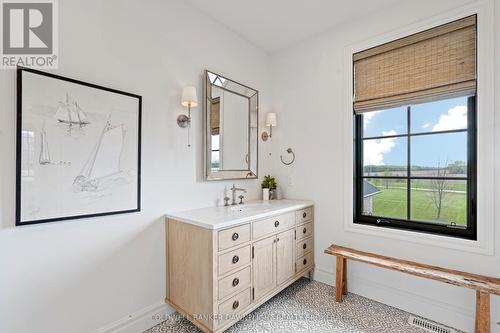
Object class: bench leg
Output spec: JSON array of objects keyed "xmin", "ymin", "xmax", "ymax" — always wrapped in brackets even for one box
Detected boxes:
[
  {"xmin": 336, "ymin": 256, "xmax": 345, "ymax": 302},
  {"xmin": 475, "ymin": 291, "xmax": 490, "ymax": 333},
  {"xmin": 342, "ymin": 258, "xmax": 347, "ymax": 295}
]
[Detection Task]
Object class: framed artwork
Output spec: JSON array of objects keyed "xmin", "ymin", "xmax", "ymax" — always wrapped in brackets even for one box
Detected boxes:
[{"xmin": 16, "ymin": 67, "xmax": 142, "ymax": 226}]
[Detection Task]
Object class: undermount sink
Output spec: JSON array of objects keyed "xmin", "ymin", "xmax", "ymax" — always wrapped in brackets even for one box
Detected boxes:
[{"xmin": 228, "ymin": 202, "xmax": 272, "ymax": 213}]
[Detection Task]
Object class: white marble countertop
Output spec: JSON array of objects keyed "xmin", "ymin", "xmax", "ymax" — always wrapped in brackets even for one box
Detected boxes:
[{"xmin": 165, "ymin": 199, "xmax": 314, "ymax": 230}]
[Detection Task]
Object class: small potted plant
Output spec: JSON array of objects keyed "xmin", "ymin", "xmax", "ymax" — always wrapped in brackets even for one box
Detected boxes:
[{"xmin": 261, "ymin": 175, "xmax": 277, "ymax": 200}]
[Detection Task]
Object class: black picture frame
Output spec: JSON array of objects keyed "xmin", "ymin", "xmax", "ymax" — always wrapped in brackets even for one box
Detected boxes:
[{"xmin": 16, "ymin": 67, "xmax": 142, "ymax": 226}]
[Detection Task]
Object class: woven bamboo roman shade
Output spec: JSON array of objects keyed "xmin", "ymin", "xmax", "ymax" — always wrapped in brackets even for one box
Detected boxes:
[
  {"xmin": 353, "ymin": 15, "xmax": 476, "ymax": 112},
  {"xmin": 210, "ymin": 98, "xmax": 220, "ymax": 135}
]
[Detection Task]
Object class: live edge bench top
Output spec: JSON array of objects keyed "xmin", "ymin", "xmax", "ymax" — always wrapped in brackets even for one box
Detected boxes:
[{"xmin": 325, "ymin": 244, "xmax": 500, "ymax": 296}]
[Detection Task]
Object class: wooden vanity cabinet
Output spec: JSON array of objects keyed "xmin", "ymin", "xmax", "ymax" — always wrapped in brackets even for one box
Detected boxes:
[{"xmin": 165, "ymin": 205, "xmax": 314, "ymax": 333}]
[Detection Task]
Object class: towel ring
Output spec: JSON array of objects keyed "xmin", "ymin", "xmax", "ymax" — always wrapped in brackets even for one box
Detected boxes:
[{"xmin": 280, "ymin": 148, "xmax": 295, "ymax": 165}]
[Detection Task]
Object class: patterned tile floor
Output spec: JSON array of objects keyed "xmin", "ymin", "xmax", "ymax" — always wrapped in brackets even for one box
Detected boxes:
[{"xmin": 146, "ymin": 278, "xmax": 460, "ymax": 333}]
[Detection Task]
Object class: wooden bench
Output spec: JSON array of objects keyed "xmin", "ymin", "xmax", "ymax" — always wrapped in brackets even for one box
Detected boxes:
[{"xmin": 324, "ymin": 244, "xmax": 500, "ymax": 333}]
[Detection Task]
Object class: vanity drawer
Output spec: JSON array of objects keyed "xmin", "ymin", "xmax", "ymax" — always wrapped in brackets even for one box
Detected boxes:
[
  {"xmin": 296, "ymin": 236, "xmax": 313, "ymax": 258},
  {"xmin": 218, "ymin": 288, "xmax": 252, "ymax": 326},
  {"xmin": 218, "ymin": 224, "xmax": 251, "ymax": 251},
  {"xmin": 218, "ymin": 245, "xmax": 251, "ymax": 276},
  {"xmin": 218, "ymin": 266, "xmax": 251, "ymax": 300},
  {"xmin": 296, "ymin": 207, "xmax": 313, "ymax": 224},
  {"xmin": 296, "ymin": 252, "xmax": 314, "ymax": 272},
  {"xmin": 252, "ymin": 212, "xmax": 295, "ymax": 239},
  {"xmin": 295, "ymin": 221, "xmax": 313, "ymax": 241}
]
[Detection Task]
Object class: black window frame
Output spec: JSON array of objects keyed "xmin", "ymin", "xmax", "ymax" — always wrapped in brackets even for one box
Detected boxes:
[{"xmin": 354, "ymin": 96, "xmax": 477, "ymax": 240}]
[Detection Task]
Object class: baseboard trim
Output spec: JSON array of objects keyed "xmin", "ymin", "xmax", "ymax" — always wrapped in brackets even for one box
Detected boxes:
[
  {"xmin": 91, "ymin": 301, "xmax": 175, "ymax": 333},
  {"xmin": 313, "ymin": 266, "xmax": 474, "ymax": 332}
]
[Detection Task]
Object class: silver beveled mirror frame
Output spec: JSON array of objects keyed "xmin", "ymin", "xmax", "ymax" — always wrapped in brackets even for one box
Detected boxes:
[{"xmin": 204, "ymin": 70, "xmax": 258, "ymax": 181}]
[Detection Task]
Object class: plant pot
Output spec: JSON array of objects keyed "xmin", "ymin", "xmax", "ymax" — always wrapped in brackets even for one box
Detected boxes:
[{"xmin": 262, "ymin": 188, "xmax": 270, "ymax": 201}]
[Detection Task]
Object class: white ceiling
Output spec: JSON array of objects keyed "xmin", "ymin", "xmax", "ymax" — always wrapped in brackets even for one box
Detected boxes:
[{"xmin": 185, "ymin": 0, "xmax": 403, "ymax": 53}]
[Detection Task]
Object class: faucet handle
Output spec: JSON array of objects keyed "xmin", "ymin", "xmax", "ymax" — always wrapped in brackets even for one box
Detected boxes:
[
  {"xmin": 224, "ymin": 197, "xmax": 230, "ymax": 206},
  {"xmin": 238, "ymin": 195, "xmax": 244, "ymax": 205}
]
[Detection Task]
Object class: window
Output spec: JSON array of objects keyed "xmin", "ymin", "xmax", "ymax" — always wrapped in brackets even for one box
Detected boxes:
[
  {"xmin": 211, "ymin": 134, "xmax": 220, "ymax": 171},
  {"xmin": 354, "ymin": 96, "xmax": 476, "ymax": 239},
  {"xmin": 352, "ymin": 15, "xmax": 477, "ymax": 239}
]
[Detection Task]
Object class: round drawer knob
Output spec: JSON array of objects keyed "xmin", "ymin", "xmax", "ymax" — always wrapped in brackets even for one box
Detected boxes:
[
  {"xmin": 232, "ymin": 300, "xmax": 239, "ymax": 310},
  {"xmin": 232, "ymin": 255, "xmax": 239, "ymax": 264},
  {"xmin": 303, "ymin": 227, "xmax": 307, "ymax": 234},
  {"xmin": 274, "ymin": 220, "xmax": 279, "ymax": 227},
  {"xmin": 232, "ymin": 232, "xmax": 239, "ymax": 241},
  {"xmin": 232, "ymin": 278, "xmax": 239, "ymax": 287},
  {"xmin": 303, "ymin": 259, "xmax": 307, "ymax": 265},
  {"xmin": 303, "ymin": 212, "xmax": 307, "ymax": 218},
  {"xmin": 303, "ymin": 243, "xmax": 307, "ymax": 250}
]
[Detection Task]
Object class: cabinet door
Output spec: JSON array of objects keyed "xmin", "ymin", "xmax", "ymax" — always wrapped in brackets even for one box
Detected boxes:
[
  {"xmin": 276, "ymin": 229, "xmax": 296, "ymax": 285},
  {"xmin": 252, "ymin": 235, "xmax": 276, "ymax": 300}
]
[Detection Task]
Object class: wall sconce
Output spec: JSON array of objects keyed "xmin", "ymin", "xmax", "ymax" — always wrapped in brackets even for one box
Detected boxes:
[
  {"xmin": 177, "ymin": 86, "xmax": 198, "ymax": 147},
  {"xmin": 261, "ymin": 112, "xmax": 277, "ymax": 141}
]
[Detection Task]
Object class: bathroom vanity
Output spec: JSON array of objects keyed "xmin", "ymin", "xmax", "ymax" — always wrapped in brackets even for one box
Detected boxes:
[{"xmin": 165, "ymin": 200, "xmax": 314, "ymax": 333}]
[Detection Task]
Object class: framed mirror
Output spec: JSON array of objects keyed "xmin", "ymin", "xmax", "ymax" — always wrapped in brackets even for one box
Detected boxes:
[{"xmin": 205, "ymin": 70, "xmax": 258, "ymax": 180}]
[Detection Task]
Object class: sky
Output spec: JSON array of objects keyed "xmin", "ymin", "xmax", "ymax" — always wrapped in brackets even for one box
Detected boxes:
[{"xmin": 363, "ymin": 96, "xmax": 469, "ymax": 168}]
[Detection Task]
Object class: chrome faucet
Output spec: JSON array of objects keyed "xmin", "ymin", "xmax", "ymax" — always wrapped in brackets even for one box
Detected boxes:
[{"xmin": 230, "ymin": 184, "xmax": 246, "ymax": 205}]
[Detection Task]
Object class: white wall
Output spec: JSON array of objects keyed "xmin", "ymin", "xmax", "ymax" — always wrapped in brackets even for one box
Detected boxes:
[
  {"xmin": 0, "ymin": 1, "xmax": 271, "ymax": 332},
  {"xmin": 270, "ymin": 0, "xmax": 499, "ymax": 332}
]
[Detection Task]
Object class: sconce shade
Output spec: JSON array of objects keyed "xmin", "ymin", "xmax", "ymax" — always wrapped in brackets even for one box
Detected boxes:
[
  {"xmin": 265, "ymin": 112, "xmax": 277, "ymax": 127},
  {"xmin": 181, "ymin": 86, "xmax": 198, "ymax": 107}
]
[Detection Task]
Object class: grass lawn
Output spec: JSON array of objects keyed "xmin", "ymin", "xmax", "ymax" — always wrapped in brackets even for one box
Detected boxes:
[{"xmin": 371, "ymin": 187, "xmax": 467, "ymax": 226}]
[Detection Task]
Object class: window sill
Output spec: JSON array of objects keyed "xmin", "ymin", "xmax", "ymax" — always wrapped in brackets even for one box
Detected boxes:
[
  {"xmin": 354, "ymin": 218, "xmax": 475, "ymax": 240},
  {"xmin": 344, "ymin": 220, "xmax": 493, "ymax": 255}
]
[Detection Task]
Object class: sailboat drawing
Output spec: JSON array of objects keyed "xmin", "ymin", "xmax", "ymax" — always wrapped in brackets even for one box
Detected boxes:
[
  {"xmin": 39, "ymin": 122, "xmax": 51, "ymax": 165},
  {"xmin": 73, "ymin": 121, "xmax": 125, "ymax": 192},
  {"xmin": 54, "ymin": 93, "xmax": 90, "ymax": 128}
]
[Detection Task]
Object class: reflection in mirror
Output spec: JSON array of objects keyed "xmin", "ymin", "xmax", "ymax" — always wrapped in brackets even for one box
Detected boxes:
[{"xmin": 205, "ymin": 71, "xmax": 258, "ymax": 180}]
